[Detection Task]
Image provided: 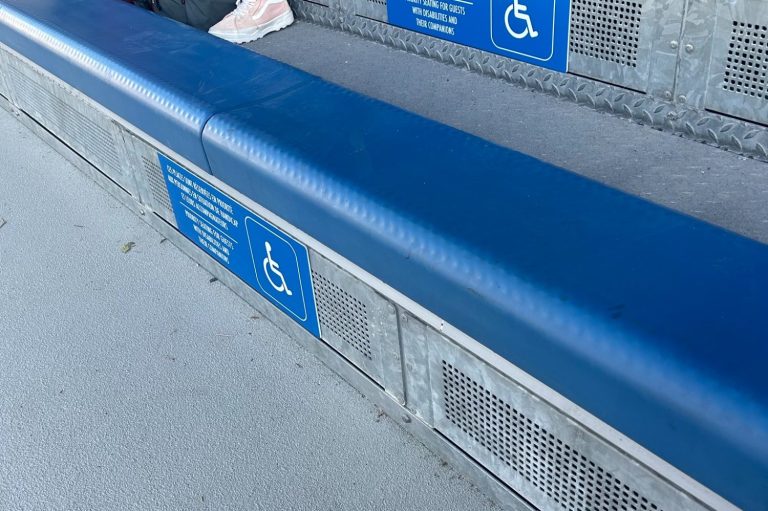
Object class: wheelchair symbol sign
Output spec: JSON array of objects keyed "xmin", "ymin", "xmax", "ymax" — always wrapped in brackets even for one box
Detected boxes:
[
  {"xmin": 246, "ymin": 216, "xmax": 309, "ymax": 322},
  {"xmin": 263, "ymin": 241, "xmax": 293, "ymax": 297},
  {"xmin": 504, "ymin": 0, "xmax": 538, "ymax": 39},
  {"xmin": 159, "ymin": 153, "xmax": 320, "ymax": 337},
  {"xmin": 491, "ymin": 0, "xmax": 559, "ymax": 63}
]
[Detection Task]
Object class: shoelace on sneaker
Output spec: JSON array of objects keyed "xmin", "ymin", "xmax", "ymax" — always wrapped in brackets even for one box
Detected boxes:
[{"xmin": 228, "ymin": 0, "xmax": 260, "ymax": 17}]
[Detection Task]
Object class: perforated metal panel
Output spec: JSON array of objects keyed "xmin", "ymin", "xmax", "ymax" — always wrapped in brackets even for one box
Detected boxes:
[
  {"xmin": 569, "ymin": 0, "xmax": 642, "ymax": 68},
  {"xmin": 443, "ymin": 361, "xmax": 663, "ymax": 511},
  {"xmin": 123, "ymin": 132, "xmax": 178, "ymax": 226},
  {"xmin": 405, "ymin": 324, "xmax": 709, "ymax": 511},
  {"xmin": 722, "ymin": 22, "xmax": 768, "ymax": 99},
  {"xmin": 313, "ymin": 270, "xmax": 374, "ymax": 360},
  {"xmin": 309, "ymin": 251, "xmax": 403, "ymax": 401},
  {"xmin": 705, "ymin": 1, "xmax": 768, "ymax": 125},
  {"xmin": 142, "ymin": 155, "xmax": 173, "ymax": 213},
  {"xmin": 3, "ymin": 54, "xmax": 128, "ymax": 184}
]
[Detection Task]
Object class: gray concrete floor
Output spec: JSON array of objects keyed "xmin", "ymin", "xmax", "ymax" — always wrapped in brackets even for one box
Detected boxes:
[{"xmin": 0, "ymin": 106, "xmax": 499, "ymax": 510}]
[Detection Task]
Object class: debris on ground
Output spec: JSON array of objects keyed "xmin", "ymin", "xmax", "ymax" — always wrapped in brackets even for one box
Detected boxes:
[{"xmin": 120, "ymin": 241, "xmax": 136, "ymax": 253}]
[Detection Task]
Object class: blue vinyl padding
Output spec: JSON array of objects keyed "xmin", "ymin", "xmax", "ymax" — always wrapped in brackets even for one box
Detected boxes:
[
  {"xmin": 0, "ymin": 0, "xmax": 310, "ymax": 172},
  {"xmin": 203, "ymin": 87, "xmax": 768, "ymax": 510},
  {"xmin": 1, "ymin": 1, "xmax": 767, "ymax": 509}
]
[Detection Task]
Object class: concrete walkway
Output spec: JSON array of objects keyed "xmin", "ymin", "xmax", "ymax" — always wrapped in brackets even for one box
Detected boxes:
[{"xmin": 0, "ymin": 106, "xmax": 499, "ymax": 510}]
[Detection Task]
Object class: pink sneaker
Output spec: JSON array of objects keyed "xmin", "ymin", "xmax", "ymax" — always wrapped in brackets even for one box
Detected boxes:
[{"xmin": 209, "ymin": 0, "xmax": 294, "ymax": 44}]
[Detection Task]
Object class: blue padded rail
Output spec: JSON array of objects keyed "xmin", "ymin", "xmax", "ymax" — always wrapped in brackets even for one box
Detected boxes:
[
  {"xmin": 203, "ymin": 86, "xmax": 768, "ymax": 509},
  {"xmin": 0, "ymin": 0, "xmax": 310, "ymax": 171},
  {"xmin": 1, "ymin": 1, "xmax": 767, "ymax": 509}
]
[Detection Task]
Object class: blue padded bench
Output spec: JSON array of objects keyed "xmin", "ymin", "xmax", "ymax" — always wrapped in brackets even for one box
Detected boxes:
[
  {"xmin": 204, "ymin": 86, "xmax": 768, "ymax": 510},
  {"xmin": 0, "ymin": 1, "xmax": 766, "ymax": 509},
  {"xmin": 0, "ymin": 0, "xmax": 309, "ymax": 171}
]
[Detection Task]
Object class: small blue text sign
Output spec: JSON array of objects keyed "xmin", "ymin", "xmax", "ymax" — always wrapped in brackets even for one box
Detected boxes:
[
  {"xmin": 159, "ymin": 154, "xmax": 321, "ymax": 337},
  {"xmin": 387, "ymin": 0, "xmax": 570, "ymax": 72}
]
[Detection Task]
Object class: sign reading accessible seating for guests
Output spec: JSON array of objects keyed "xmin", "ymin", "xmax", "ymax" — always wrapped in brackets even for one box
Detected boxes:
[
  {"xmin": 159, "ymin": 153, "xmax": 321, "ymax": 338},
  {"xmin": 387, "ymin": 0, "xmax": 570, "ymax": 72}
]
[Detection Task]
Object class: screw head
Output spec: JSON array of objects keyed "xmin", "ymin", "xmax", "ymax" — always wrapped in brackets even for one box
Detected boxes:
[
  {"xmin": 669, "ymin": 40, "xmax": 679, "ymax": 49},
  {"xmin": 678, "ymin": 95, "xmax": 687, "ymax": 103},
  {"xmin": 685, "ymin": 43, "xmax": 694, "ymax": 53},
  {"xmin": 664, "ymin": 90, "xmax": 673, "ymax": 100}
]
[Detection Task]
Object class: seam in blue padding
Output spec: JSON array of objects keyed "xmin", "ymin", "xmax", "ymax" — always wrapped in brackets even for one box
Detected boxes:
[{"xmin": 197, "ymin": 79, "xmax": 314, "ymax": 177}]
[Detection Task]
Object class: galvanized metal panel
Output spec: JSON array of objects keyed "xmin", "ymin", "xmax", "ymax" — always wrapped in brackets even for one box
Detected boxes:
[
  {"xmin": 704, "ymin": 0, "xmax": 768, "ymax": 125},
  {"xmin": 568, "ymin": 0, "xmax": 685, "ymax": 95},
  {"xmin": 2, "ymin": 51, "xmax": 133, "ymax": 191},
  {"xmin": 421, "ymin": 326, "xmax": 715, "ymax": 511},
  {"xmin": 0, "ymin": 46, "xmax": 10, "ymax": 99},
  {"xmin": 673, "ymin": 0, "xmax": 714, "ymax": 109},
  {"xmin": 343, "ymin": 0, "xmax": 388, "ymax": 23},
  {"xmin": 309, "ymin": 250, "xmax": 404, "ymax": 402},
  {"xmin": 123, "ymin": 131, "xmax": 178, "ymax": 227},
  {"xmin": 398, "ymin": 311, "xmax": 435, "ymax": 425},
  {"xmin": 302, "ymin": 0, "xmax": 331, "ymax": 10}
]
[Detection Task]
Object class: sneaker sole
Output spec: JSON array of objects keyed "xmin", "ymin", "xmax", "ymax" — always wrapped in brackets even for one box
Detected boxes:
[{"xmin": 209, "ymin": 10, "xmax": 294, "ymax": 44}]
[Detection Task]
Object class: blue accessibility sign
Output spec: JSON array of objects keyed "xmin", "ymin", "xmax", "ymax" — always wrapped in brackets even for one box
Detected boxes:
[
  {"xmin": 388, "ymin": 0, "xmax": 570, "ymax": 72},
  {"xmin": 158, "ymin": 153, "xmax": 321, "ymax": 337},
  {"xmin": 244, "ymin": 216, "xmax": 311, "ymax": 323}
]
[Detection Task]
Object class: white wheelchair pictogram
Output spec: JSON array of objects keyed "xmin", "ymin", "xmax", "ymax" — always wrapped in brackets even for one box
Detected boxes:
[
  {"xmin": 504, "ymin": 0, "xmax": 538, "ymax": 39},
  {"xmin": 262, "ymin": 241, "xmax": 293, "ymax": 296}
]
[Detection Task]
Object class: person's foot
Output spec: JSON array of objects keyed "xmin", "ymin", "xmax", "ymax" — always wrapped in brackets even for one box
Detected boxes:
[{"xmin": 209, "ymin": 0, "xmax": 294, "ymax": 44}]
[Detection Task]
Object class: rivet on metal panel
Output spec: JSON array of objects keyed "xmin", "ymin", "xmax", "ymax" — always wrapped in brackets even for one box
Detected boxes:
[
  {"xmin": 669, "ymin": 40, "xmax": 679, "ymax": 49},
  {"xmin": 684, "ymin": 43, "xmax": 694, "ymax": 53},
  {"xmin": 678, "ymin": 95, "xmax": 687, "ymax": 103},
  {"xmin": 664, "ymin": 91, "xmax": 673, "ymax": 100}
]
